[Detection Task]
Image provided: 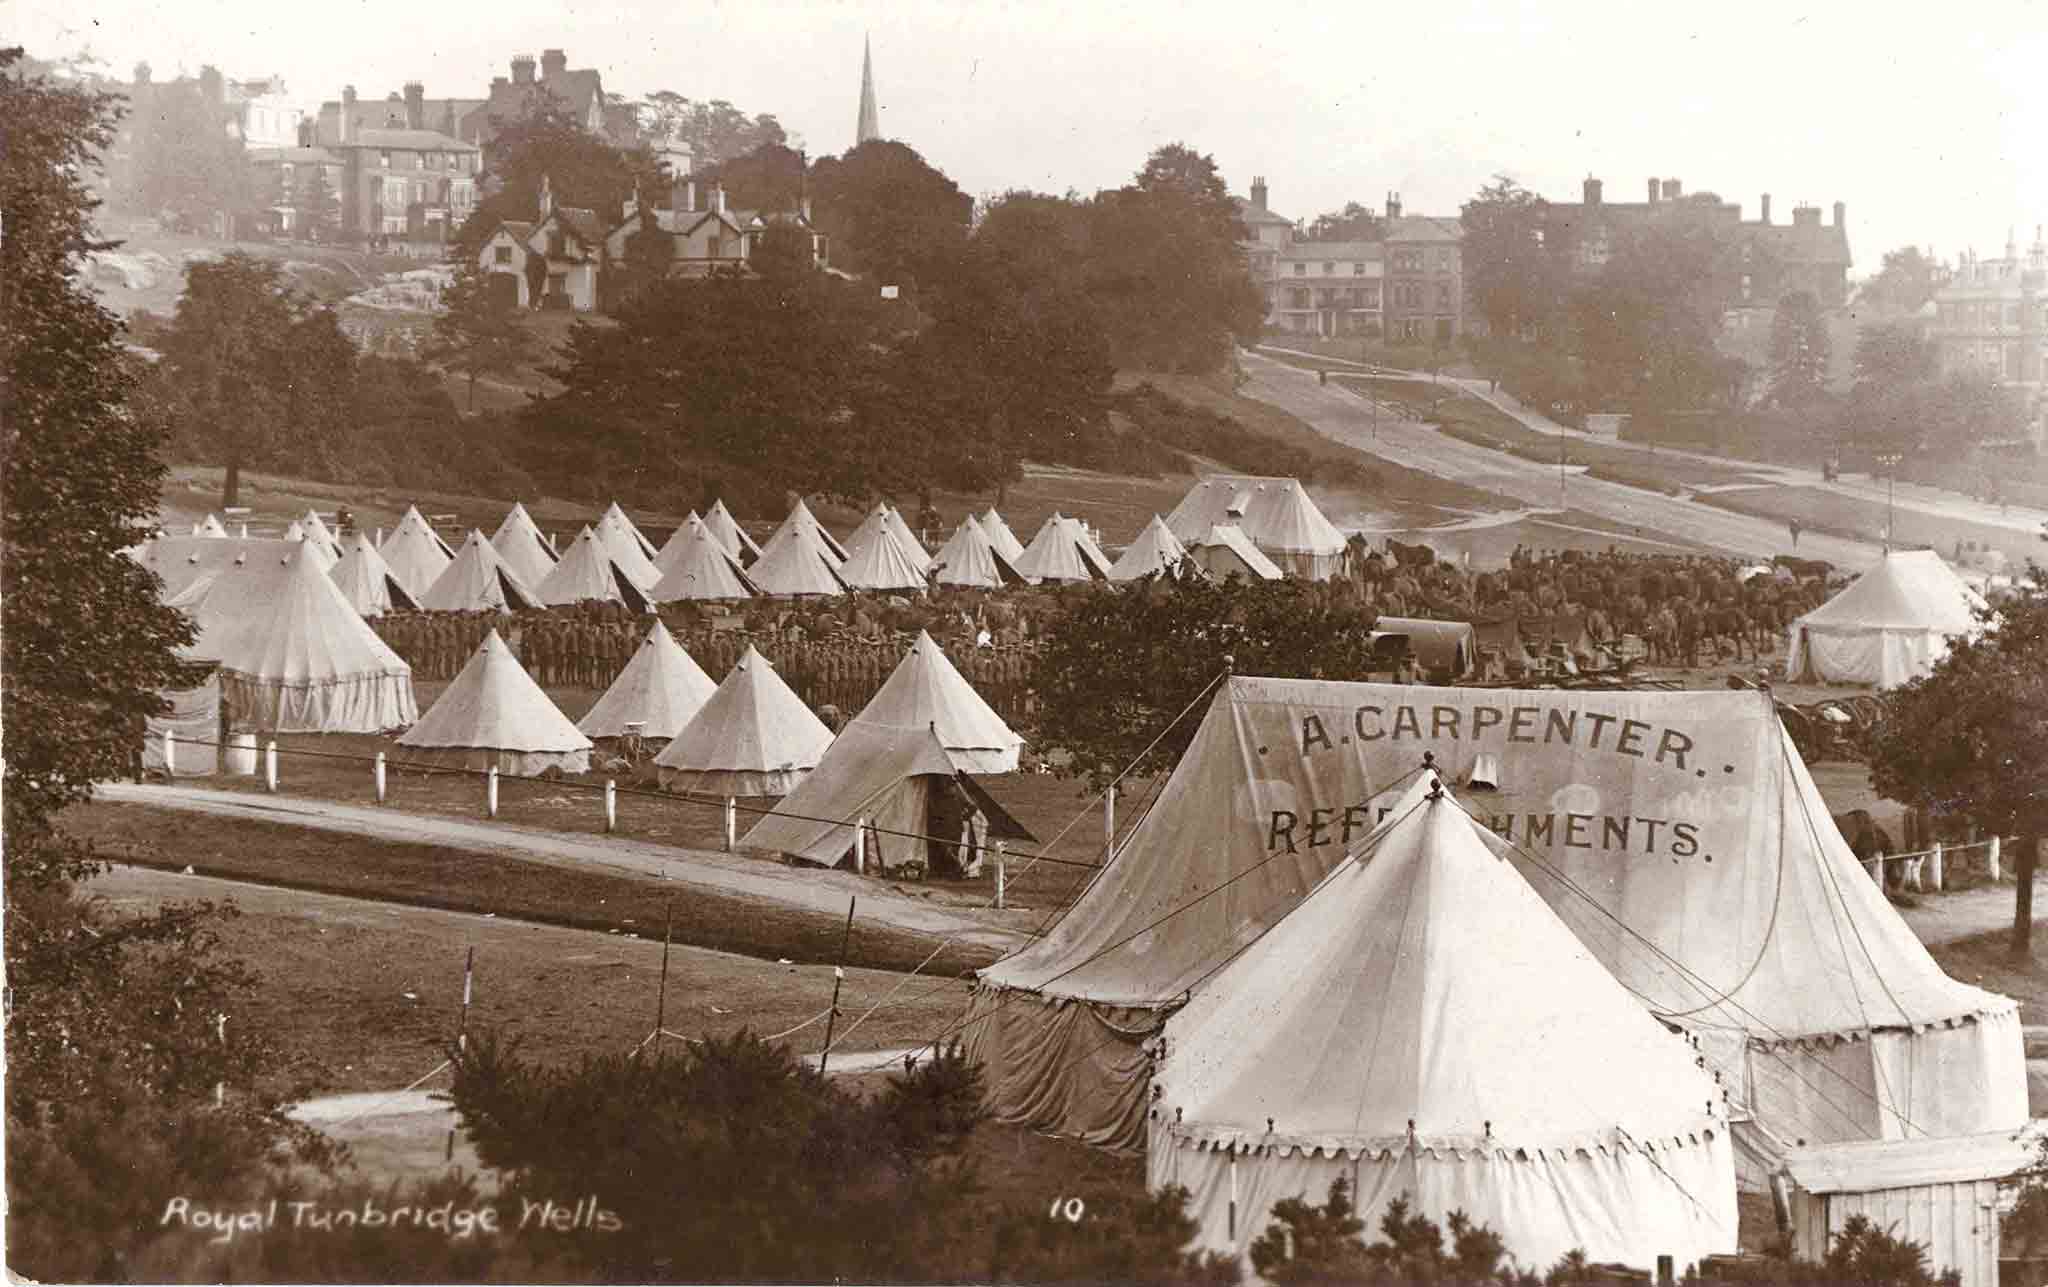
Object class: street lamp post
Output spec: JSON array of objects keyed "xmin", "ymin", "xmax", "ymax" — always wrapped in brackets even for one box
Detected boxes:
[{"xmin": 1875, "ymin": 452, "xmax": 1903, "ymax": 551}]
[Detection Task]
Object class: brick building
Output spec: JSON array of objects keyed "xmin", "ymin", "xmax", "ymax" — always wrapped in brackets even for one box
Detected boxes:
[
  {"xmin": 1929, "ymin": 230, "xmax": 2048, "ymax": 448},
  {"xmin": 1382, "ymin": 195, "xmax": 1465, "ymax": 343},
  {"xmin": 318, "ymin": 84, "xmax": 481, "ymax": 248},
  {"xmin": 1235, "ymin": 180, "xmax": 1387, "ymax": 337}
]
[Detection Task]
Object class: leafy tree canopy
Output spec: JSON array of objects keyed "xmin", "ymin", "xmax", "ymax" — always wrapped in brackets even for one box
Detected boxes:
[
  {"xmin": 1306, "ymin": 201, "xmax": 1387, "ymax": 244},
  {"xmin": 1860, "ymin": 246, "xmax": 1941, "ymax": 317},
  {"xmin": 1767, "ymin": 290, "xmax": 1833, "ymax": 409},
  {"xmin": 810, "ymin": 138, "xmax": 973, "ymax": 290},
  {"xmin": 634, "ymin": 90, "xmax": 788, "ymax": 167}
]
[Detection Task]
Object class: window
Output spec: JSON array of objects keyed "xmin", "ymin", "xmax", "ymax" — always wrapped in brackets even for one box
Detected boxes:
[
  {"xmin": 1353, "ymin": 262, "xmax": 1366, "ymax": 276},
  {"xmin": 1293, "ymin": 263, "xmax": 1306, "ymax": 276},
  {"xmin": 1740, "ymin": 274, "xmax": 1753, "ymax": 302},
  {"xmin": 494, "ymin": 244, "xmax": 512, "ymax": 264},
  {"xmin": 1323, "ymin": 262, "xmax": 1334, "ymax": 275},
  {"xmin": 1289, "ymin": 288, "xmax": 1310, "ymax": 309},
  {"xmin": 2006, "ymin": 302, "xmax": 2021, "ymax": 328},
  {"xmin": 1437, "ymin": 283, "xmax": 1451, "ymax": 308},
  {"xmin": 379, "ymin": 150, "xmax": 391, "ymax": 168}
]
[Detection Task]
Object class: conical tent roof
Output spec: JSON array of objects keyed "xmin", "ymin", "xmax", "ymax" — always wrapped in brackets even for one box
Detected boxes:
[
  {"xmin": 379, "ymin": 505, "xmax": 457, "ymax": 601},
  {"xmin": 179, "ymin": 543, "xmax": 417, "ymax": 733},
  {"xmin": 882, "ymin": 505, "xmax": 931, "ymax": 567},
  {"xmin": 969, "ymin": 678, "xmax": 2026, "ymax": 1161},
  {"xmin": 300, "ymin": 509, "xmax": 342, "ymax": 560},
  {"xmin": 931, "ymin": 515, "xmax": 1024, "ymax": 589},
  {"xmin": 1109, "ymin": 514, "xmax": 1195, "ymax": 581},
  {"xmin": 761, "ymin": 497, "xmax": 849, "ymax": 567},
  {"xmin": 285, "ymin": 520, "xmax": 340, "ymax": 571},
  {"xmin": 652, "ymin": 512, "xmax": 704, "ymax": 579},
  {"xmin": 1152, "ymin": 775, "xmax": 1735, "ymax": 1269},
  {"xmin": 1013, "ymin": 512, "xmax": 1111, "ymax": 583},
  {"xmin": 419, "ymin": 530, "xmax": 542, "ymax": 613},
  {"xmin": 702, "ymin": 500, "xmax": 763, "ymax": 564},
  {"xmin": 600, "ymin": 501, "xmax": 660, "ymax": 561},
  {"xmin": 1786, "ymin": 550, "xmax": 1987, "ymax": 688},
  {"xmin": 399, "ymin": 629, "xmax": 590, "ymax": 760},
  {"xmin": 840, "ymin": 506, "xmax": 894, "ymax": 561},
  {"xmin": 577, "ymin": 619, "xmax": 717, "ymax": 740},
  {"xmin": 651, "ymin": 522, "xmax": 758, "ymax": 601},
  {"xmin": 490, "ymin": 502, "xmax": 559, "ymax": 588},
  {"xmin": 979, "ymin": 507, "xmax": 1026, "ymax": 563},
  {"xmin": 838, "ymin": 525, "xmax": 930, "ymax": 592},
  {"xmin": 535, "ymin": 526, "xmax": 651, "ymax": 613},
  {"xmin": 747, "ymin": 521, "xmax": 848, "ymax": 597},
  {"xmin": 654, "ymin": 644, "xmax": 834, "ymax": 795},
  {"xmin": 1165, "ymin": 475, "xmax": 1347, "ymax": 576},
  {"xmin": 328, "ymin": 533, "xmax": 419, "ymax": 617},
  {"xmin": 847, "ymin": 630, "xmax": 1022, "ymax": 772},
  {"xmin": 593, "ymin": 507, "xmax": 663, "ymax": 590},
  {"xmin": 196, "ymin": 513, "xmax": 229, "ymax": 538},
  {"xmin": 740, "ymin": 722, "xmax": 960, "ymax": 867},
  {"xmin": 1188, "ymin": 522, "xmax": 1284, "ymax": 580}
]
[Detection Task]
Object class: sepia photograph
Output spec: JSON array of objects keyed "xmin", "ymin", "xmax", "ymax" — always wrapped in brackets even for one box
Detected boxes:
[{"xmin": 2, "ymin": 0, "xmax": 2044, "ymax": 1281}]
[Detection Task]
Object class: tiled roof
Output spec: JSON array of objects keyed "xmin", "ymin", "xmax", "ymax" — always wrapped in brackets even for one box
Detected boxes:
[
  {"xmin": 492, "ymin": 220, "xmax": 536, "ymax": 240},
  {"xmin": 1234, "ymin": 196, "xmax": 1294, "ymax": 226},
  {"xmin": 249, "ymin": 146, "xmax": 341, "ymax": 164},
  {"xmin": 1280, "ymin": 241, "xmax": 1383, "ymax": 261},
  {"xmin": 1386, "ymin": 215, "xmax": 1462, "ymax": 243},
  {"xmin": 554, "ymin": 207, "xmax": 604, "ymax": 244},
  {"xmin": 347, "ymin": 127, "xmax": 477, "ymax": 153}
]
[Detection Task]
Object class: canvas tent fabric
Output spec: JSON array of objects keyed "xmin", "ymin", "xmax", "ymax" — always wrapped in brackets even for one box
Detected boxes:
[
  {"xmin": 1373, "ymin": 616, "xmax": 1478, "ymax": 678},
  {"xmin": 143, "ymin": 675, "xmax": 222, "ymax": 776},
  {"xmin": 419, "ymin": 531, "xmax": 542, "ymax": 613},
  {"xmin": 741, "ymin": 722, "xmax": 1033, "ymax": 870},
  {"xmin": 593, "ymin": 508, "xmax": 663, "ymax": 591},
  {"xmin": 577, "ymin": 619, "xmax": 717, "ymax": 742},
  {"xmin": 535, "ymin": 526, "xmax": 653, "ymax": 613},
  {"xmin": 328, "ymin": 533, "xmax": 420, "ymax": 617},
  {"xmin": 1109, "ymin": 515, "xmax": 1195, "ymax": 582},
  {"xmin": 930, "ymin": 516, "xmax": 1025, "ymax": 589},
  {"xmin": 1013, "ymin": 513, "xmax": 1112, "ymax": 583},
  {"xmin": 286, "ymin": 521, "xmax": 340, "ymax": 571},
  {"xmin": 1149, "ymin": 775, "xmax": 1737, "ymax": 1271},
  {"xmin": 702, "ymin": 499, "xmax": 763, "ymax": 565},
  {"xmin": 299, "ymin": 510, "xmax": 342, "ymax": 561},
  {"xmin": 490, "ymin": 502, "xmax": 560, "ymax": 588},
  {"xmin": 398, "ymin": 629, "xmax": 591, "ymax": 774},
  {"xmin": 882, "ymin": 505, "xmax": 931, "ymax": 568},
  {"xmin": 847, "ymin": 630, "xmax": 1023, "ymax": 772},
  {"xmin": 979, "ymin": 508, "xmax": 1027, "ymax": 564},
  {"xmin": 195, "ymin": 513, "xmax": 229, "ymax": 538},
  {"xmin": 653, "ymin": 644, "xmax": 834, "ymax": 795},
  {"xmin": 964, "ymin": 679, "xmax": 2027, "ymax": 1164},
  {"xmin": 177, "ymin": 544, "xmax": 417, "ymax": 733},
  {"xmin": 747, "ymin": 521, "xmax": 850, "ymax": 597},
  {"xmin": 652, "ymin": 512, "xmax": 705, "ymax": 580},
  {"xmin": 838, "ymin": 524, "xmax": 931, "ymax": 592},
  {"xmin": 1785, "ymin": 551, "xmax": 1985, "ymax": 688},
  {"xmin": 651, "ymin": 523, "xmax": 758, "ymax": 601},
  {"xmin": 140, "ymin": 537, "xmax": 296, "ymax": 600},
  {"xmin": 379, "ymin": 506, "xmax": 457, "ymax": 601},
  {"xmin": 1165, "ymin": 475, "xmax": 1348, "ymax": 580},
  {"xmin": 1186, "ymin": 523, "xmax": 1284, "ymax": 581},
  {"xmin": 842, "ymin": 504, "xmax": 914, "ymax": 565},
  {"xmin": 761, "ymin": 498, "xmax": 849, "ymax": 567}
]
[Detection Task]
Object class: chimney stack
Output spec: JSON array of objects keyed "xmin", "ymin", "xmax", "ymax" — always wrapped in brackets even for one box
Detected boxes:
[
  {"xmin": 1833, "ymin": 200, "xmax": 1846, "ymax": 231},
  {"xmin": 715, "ymin": 184, "xmax": 727, "ymax": 215},
  {"xmin": 1647, "ymin": 177, "xmax": 1659, "ymax": 203},
  {"xmin": 1661, "ymin": 178, "xmax": 1682, "ymax": 201},
  {"xmin": 1251, "ymin": 176, "xmax": 1268, "ymax": 212},
  {"xmin": 1583, "ymin": 175, "xmax": 1603, "ymax": 206},
  {"xmin": 541, "ymin": 49, "xmax": 567, "ymax": 81},
  {"xmin": 539, "ymin": 173, "xmax": 553, "ymax": 221},
  {"xmin": 403, "ymin": 81, "xmax": 424, "ymax": 131},
  {"xmin": 1385, "ymin": 191, "xmax": 1402, "ymax": 220},
  {"xmin": 341, "ymin": 85, "xmax": 356, "ymax": 143},
  {"xmin": 1759, "ymin": 193, "xmax": 1771, "ymax": 225},
  {"xmin": 511, "ymin": 55, "xmax": 535, "ymax": 86}
]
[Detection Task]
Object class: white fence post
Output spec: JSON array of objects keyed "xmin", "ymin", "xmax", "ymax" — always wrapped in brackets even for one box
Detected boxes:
[
  {"xmin": 264, "ymin": 739, "xmax": 278, "ymax": 792},
  {"xmin": 486, "ymin": 766, "xmax": 499, "ymax": 818},
  {"xmin": 162, "ymin": 729, "xmax": 176, "ymax": 776},
  {"xmin": 1864, "ymin": 853, "xmax": 1882, "ymax": 885},
  {"xmin": 1928, "ymin": 841, "xmax": 1943, "ymax": 892},
  {"xmin": 1988, "ymin": 835, "xmax": 2002, "ymax": 882},
  {"xmin": 723, "ymin": 797, "xmax": 737, "ymax": 852},
  {"xmin": 995, "ymin": 840, "xmax": 1007, "ymax": 909},
  {"xmin": 604, "ymin": 778, "xmax": 617, "ymax": 833},
  {"xmin": 374, "ymin": 751, "xmax": 387, "ymax": 803},
  {"xmin": 853, "ymin": 815, "xmax": 866, "ymax": 875}
]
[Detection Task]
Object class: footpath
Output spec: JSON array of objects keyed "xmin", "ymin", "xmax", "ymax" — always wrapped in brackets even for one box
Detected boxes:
[{"xmin": 95, "ymin": 782, "xmax": 1030, "ymax": 955}]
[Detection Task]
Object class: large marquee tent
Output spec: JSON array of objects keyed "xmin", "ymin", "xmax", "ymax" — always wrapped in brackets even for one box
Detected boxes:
[
  {"xmin": 1784, "ymin": 550, "xmax": 1986, "ymax": 689},
  {"xmin": 397, "ymin": 629, "xmax": 591, "ymax": 774},
  {"xmin": 1150, "ymin": 773, "xmax": 1737, "ymax": 1271},
  {"xmin": 1164, "ymin": 475, "xmax": 1348, "ymax": 580},
  {"xmin": 176, "ymin": 543, "xmax": 417, "ymax": 733},
  {"xmin": 964, "ymin": 679, "xmax": 2028, "ymax": 1180}
]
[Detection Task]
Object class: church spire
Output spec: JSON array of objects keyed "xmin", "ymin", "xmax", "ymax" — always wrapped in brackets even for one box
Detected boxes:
[{"xmin": 856, "ymin": 35, "xmax": 880, "ymax": 145}]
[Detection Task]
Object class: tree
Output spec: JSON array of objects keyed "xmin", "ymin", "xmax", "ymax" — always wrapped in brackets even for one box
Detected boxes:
[
  {"xmin": 1131, "ymin": 141, "xmax": 1245, "ymax": 244},
  {"xmin": 1306, "ymin": 201, "xmax": 1386, "ymax": 244},
  {"xmin": 157, "ymin": 252, "xmax": 302, "ymax": 507},
  {"xmin": 809, "ymin": 138, "xmax": 973, "ymax": 289},
  {"xmin": 2, "ymin": 49, "xmax": 321, "ymax": 1279},
  {"xmin": 293, "ymin": 161, "xmax": 340, "ymax": 241},
  {"xmin": 455, "ymin": 96, "xmax": 657, "ymax": 261},
  {"xmin": 425, "ymin": 260, "xmax": 542, "ymax": 411},
  {"xmin": 1460, "ymin": 175, "xmax": 1561, "ymax": 343},
  {"xmin": 705, "ymin": 140, "xmax": 807, "ymax": 215},
  {"xmin": 1767, "ymin": 290, "xmax": 1833, "ymax": 408},
  {"xmin": 1860, "ymin": 246, "xmax": 1941, "ymax": 317},
  {"xmin": 1037, "ymin": 577, "xmax": 1376, "ymax": 787},
  {"xmin": 1852, "ymin": 322, "xmax": 1938, "ymax": 387},
  {"xmin": 634, "ymin": 91, "xmax": 788, "ymax": 167},
  {"xmin": 1867, "ymin": 568, "xmax": 2048, "ymax": 960},
  {"xmin": 1573, "ymin": 217, "xmax": 1743, "ymax": 414},
  {"xmin": 125, "ymin": 70, "xmax": 257, "ymax": 235},
  {"xmin": 992, "ymin": 1184, "xmax": 1239, "ymax": 1285}
]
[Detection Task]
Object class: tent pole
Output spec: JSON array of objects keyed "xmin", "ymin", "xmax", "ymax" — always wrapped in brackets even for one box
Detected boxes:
[{"xmin": 818, "ymin": 896, "xmax": 856, "ymax": 1075}]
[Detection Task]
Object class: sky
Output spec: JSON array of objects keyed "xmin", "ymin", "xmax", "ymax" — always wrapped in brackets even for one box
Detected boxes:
[{"xmin": 10, "ymin": 0, "xmax": 2045, "ymax": 270}]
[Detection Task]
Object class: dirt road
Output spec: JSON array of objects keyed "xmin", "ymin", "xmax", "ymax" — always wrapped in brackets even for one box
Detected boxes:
[
  {"xmin": 1239, "ymin": 351, "xmax": 1882, "ymax": 566},
  {"xmin": 95, "ymin": 782, "xmax": 1030, "ymax": 955}
]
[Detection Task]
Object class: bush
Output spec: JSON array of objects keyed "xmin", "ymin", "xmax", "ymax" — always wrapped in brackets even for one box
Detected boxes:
[{"xmin": 991, "ymin": 1183, "xmax": 1240, "ymax": 1285}]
